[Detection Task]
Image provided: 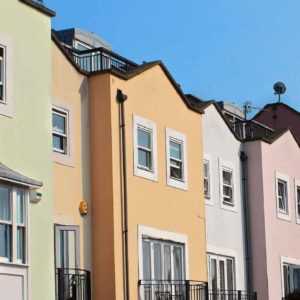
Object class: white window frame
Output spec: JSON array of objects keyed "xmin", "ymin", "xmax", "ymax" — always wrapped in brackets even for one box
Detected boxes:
[
  {"xmin": 133, "ymin": 115, "xmax": 157, "ymax": 181},
  {"xmin": 52, "ymin": 106, "xmax": 69, "ymax": 156},
  {"xmin": 204, "ymin": 155, "xmax": 214, "ymax": 206},
  {"xmin": 138, "ymin": 225, "xmax": 189, "ymax": 280},
  {"xmin": 0, "ymin": 184, "xmax": 28, "ymax": 265},
  {"xmin": 207, "ymin": 252, "xmax": 236, "ymax": 292},
  {"xmin": 204, "ymin": 158, "xmax": 211, "ymax": 201},
  {"xmin": 0, "ymin": 45, "xmax": 6, "ymax": 103},
  {"xmin": 276, "ymin": 172, "xmax": 290, "ymax": 221},
  {"xmin": 166, "ymin": 128, "xmax": 188, "ymax": 190},
  {"xmin": 281, "ymin": 256, "xmax": 300, "ymax": 298},
  {"xmin": 294, "ymin": 179, "xmax": 300, "ymax": 224}
]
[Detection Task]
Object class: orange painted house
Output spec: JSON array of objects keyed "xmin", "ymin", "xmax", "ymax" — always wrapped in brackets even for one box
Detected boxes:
[{"xmin": 52, "ymin": 29, "xmax": 207, "ymax": 300}]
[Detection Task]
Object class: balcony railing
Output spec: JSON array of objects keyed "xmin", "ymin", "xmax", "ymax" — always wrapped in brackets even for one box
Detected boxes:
[
  {"xmin": 138, "ymin": 281, "xmax": 257, "ymax": 300},
  {"xmin": 64, "ymin": 46, "xmax": 138, "ymax": 74},
  {"xmin": 56, "ymin": 268, "xmax": 91, "ymax": 300},
  {"xmin": 138, "ymin": 280, "xmax": 208, "ymax": 300},
  {"xmin": 209, "ymin": 290, "xmax": 257, "ymax": 300}
]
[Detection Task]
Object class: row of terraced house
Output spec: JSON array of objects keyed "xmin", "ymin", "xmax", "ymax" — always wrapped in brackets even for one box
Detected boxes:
[{"xmin": 1, "ymin": 1, "xmax": 300, "ymax": 300}]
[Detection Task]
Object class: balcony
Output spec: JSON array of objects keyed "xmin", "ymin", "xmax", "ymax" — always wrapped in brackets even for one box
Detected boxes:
[
  {"xmin": 138, "ymin": 280, "xmax": 257, "ymax": 300},
  {"xmin": 138, "ymin": 280, "xmax": 208, "ymax": 300},
  {"xmin": 56, "ymin": 268, "xmax": 91, "ymax": 300},
  {"xmin": 65, "ymin": 46, "xmax": 138, "ymax": 74}
]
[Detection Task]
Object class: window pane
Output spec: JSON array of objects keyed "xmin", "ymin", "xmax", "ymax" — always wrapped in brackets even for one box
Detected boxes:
[
  {"xmin": 153, "ymin": 243, "xmax": 162, "ymax": 280},
  {"xmin": 223, "ymin": 170, "xmax": 232, "ymax": 185},
  {"xmin": 17, "ymin": 227, "xmax": 25, "ymax": 262},
  {"xmin": 293, "ymin": 268, "xmax": 300, "ymax": 293},
  {"xmin": 53, "ymin": 135, "xmax": 65, "ymax": 152},
  {"xmin": 138, "ymin": 149, "xmax": 152, "ymax": 170},
  {"xmin": 0, "ymin": 224, "xmax": 11, "ymax": 259},
  {"xmin": 204, "ymin": 161, "xmax": 209, "ymax": 178},
  {"xmin": 138, "ymin": 128, "xmax": 151, "ymax": 149},
  {"xmin": 143, "ymin": 240, "xmax": 151, "ymax": 280},
  {"xmin": 170, "ymin": 141, "xmax": 182, "ymax": 160},
  {"xmin": 53, "ymin": 112, "xmax": 66, "ymax": 134},
  {"xmin": 219, "ymin": 260, "xmax": 225, "ymax": 290},
  {"xmin": 227, "ymin": 259, "xmax": 234, "ymax": 291},
  {"xmin": 170, "ymin": 159, "xmax": 183, "ymax": 180},
  {"xmin": 211, "ymin": 259, "xmax": 218, "ymax": 291},
  {"xmin": 0, "ymin": 186, "xmax": 10, "ymax": 221},
  {"xmin": 16, "ymin": 190, "xmax": 25, "ymax": 224},
  {"xmin": 223, "ymin": 186, "xmax": 233, "ymax": 198},
  {"xmin": 283, "ymin": 265, "xmax": 291, "ymax": 296},
  {"xmin": 164, "ymin": 245, "xmax": 171, "ymax": 281},
  {"xmin": 173, "ymin": 246, "xmax": 184, "ymax": 280}
]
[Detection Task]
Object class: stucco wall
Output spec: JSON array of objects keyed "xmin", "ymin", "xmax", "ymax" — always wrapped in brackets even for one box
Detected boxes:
[
  {"xmin": 52, "ymin": 43, "xmax": 92, "ymax": 270},
  {"xmin": 90, "ymin": 65, "xmax": 207, "ymax": 300},
  {"xmin": 261, "ymin": 132, "xmax": 300, "ymax": 299},
  {"xmin": 244, "ymin": 141, "xmax": 269, "ymax": 300},
  {"xmin": 0, "ymin": 1, "xmax": 54, "ymax": 300},
  {"xmin": 202, "ymin": 105, "xmax": 247, "ymax": 290}
]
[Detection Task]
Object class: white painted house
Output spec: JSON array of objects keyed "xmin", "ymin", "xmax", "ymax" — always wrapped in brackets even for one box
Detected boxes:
[{"xmin": 187, "ymin": 95, "xmax": 248, "ymax": 293}]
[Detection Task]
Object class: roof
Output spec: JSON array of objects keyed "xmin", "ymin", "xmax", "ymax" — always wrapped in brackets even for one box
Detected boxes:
[
  {"xmin": 253, "ymin": 102, "xmax": 300, "ymax": 120},
  {"xmin": 19, "ymin": 0, "xmax": 56, "ymax": 17},
  {"xmin": 0, "ymin": 163, "xmax": 43, "ymax": 188},
  {"xmin": 185, "ymin": 94, "xmax": 241, "ymax": 141},
  {"xmin": 52, "ymin": 32, "xmax": 204, "ymax": 115}
]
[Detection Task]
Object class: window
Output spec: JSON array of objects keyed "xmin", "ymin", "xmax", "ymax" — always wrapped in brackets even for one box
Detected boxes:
[
  {"xmin": 296, "ymin": 184, "xmax": 300, "ymax": 222},
  {"xmin": 133, "ymin": 116, "xmax": 157, "ymax": 181},
  {"xmin": 52, "ymin": 107, "xmax": 68, "ymax": 155},
  {"xmin": 0, "ymin": 186, "xmax": 27, "ymax": 264},
  {"xmin": 208, "ymin": 254, "xmax": 236, "ymax": 296},
  {"xmin": 277, "ymin": 179, "xmax": 288, "ymax": 215},
  {"xmin": 222, "ymin": 168, "xmax": 234, "ymax": 206},
  {"xmin": 204, "ymin": 160, "xmax": 210, "ymax": 199},
  {"xmin": 283, "ymin": 263, "xmax": 300, "ymax": 297},
  {"xmin": 0, "ymin": 46, "xmax": 6, "ymax": 102},
  {"xmin": 142, "ymin": 238, "xmax": 185, "ymax": 281},
  {"xmin": 137, "ymin": 127, "xmax": 153, "ymax": 171},
  {"xmin": 166, "ymin": 129, "xmax": 188, "ymax": 190}
]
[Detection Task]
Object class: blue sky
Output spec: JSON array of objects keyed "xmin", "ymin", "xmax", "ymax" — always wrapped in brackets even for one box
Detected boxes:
[{"xmin": 48, "ymin": 0, "xmax": 300, "ymax": 114}]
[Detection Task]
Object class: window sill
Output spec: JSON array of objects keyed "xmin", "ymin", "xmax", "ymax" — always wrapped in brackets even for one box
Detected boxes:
[
  {"xmin": 277, "ymin": 212, "xmax": 291, "ymax": 222},
  {"xmin": 134, "ymin": 166, "xmax": 158, "ymax": 182},
  {"xmin": 205, "ymin": 197, "xmax": 214, "ymax": 206},
  {"xmin": 221, "ymin": 203, "xmax": 238, "ymax": 213},
  {"xmin": 167, "ymin": 178, "xmax": 188, "ymax": 191},
  {"xmin": 0, "ymin": 261, "xmax": 29, "ymax": 268},
  {"xmin": 53, "ymin": 152, "xmax": 75, "ymax": 168}
]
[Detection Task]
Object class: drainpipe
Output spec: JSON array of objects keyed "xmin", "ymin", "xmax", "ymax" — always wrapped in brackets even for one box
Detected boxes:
[
  {"xmin": 240, "ymin": 150, "xmax": 253, "ymax": 292},
  {"xmin": 116, "ymin": 89, "xmax": 130, "ymax": 300}
]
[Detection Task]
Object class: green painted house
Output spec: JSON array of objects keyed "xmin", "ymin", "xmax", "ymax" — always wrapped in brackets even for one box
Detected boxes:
[{"xmin": 0, "ymin": 1, "xmax": 55, "ymax": 299}]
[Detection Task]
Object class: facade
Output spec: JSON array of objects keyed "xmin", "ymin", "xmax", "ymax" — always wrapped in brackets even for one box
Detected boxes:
[
  {"xmin": 0, "ymin": 1, "xmax": 55, "ymax": 300},
  {"xmin": 51, "ymin": 38, "xmax": 92, "ymax": 298},
  {"xmin": 89, "ymin": 63, "xmax": 207, "ymax": 300},
  {"xmin": 187, "ymin": 95, "xmax": 249, "ymax": 295},
  {"xmin": 245, "ymin": 129, "xmax": 300, "ymax": 299}
]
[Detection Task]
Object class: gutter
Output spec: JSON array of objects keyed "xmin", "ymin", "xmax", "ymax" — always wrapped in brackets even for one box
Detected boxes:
[
  {"xmin": 240, "ymin": 151, "xmax": 253, "ymax": 292},
  {"xmin": 116, "ymin": 89, "xmax": 130, "ymax": 300}
]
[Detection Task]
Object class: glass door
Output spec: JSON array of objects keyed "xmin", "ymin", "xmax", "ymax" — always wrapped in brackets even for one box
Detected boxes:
[
  {"xmin": 142, "ymin": 238, "xmax": 185, "ymax": 299},
  {"xmin": 208, "ymin": 254, "xmax": 236, "ymax": 300}
]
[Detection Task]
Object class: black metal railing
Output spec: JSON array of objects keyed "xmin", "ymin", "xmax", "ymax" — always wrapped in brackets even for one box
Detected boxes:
[
  {"xmin": 56, "ymin": 268, "xmax": 91, "ymax": 300},
  {"xmin": 138, "ymin": 280, "xmax": 208, "ymax": 300},
  {"xmin": 138, "ymin": 281, "xmax": 257, "ymax": 300},
  {"xmin": 208, "ymin": 290, "xmax": 257, "ymax": 300},
  {"xmin": 64, "ymin": 46, "xmax": 138, "ymax": 74}
]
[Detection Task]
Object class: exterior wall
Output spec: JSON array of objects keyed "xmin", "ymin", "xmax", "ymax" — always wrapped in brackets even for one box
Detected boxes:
[
  {"xmin": 52, "ymin": 43, "xmax": 91, "ymax": 270},
  {"xmin": 261, "ymin": 132, "xmax": 300, "ymax": 299},
  {"xmin": 246, "ymin": 132, "xmax": 300, "ymax": 300},
  {"xmin": 244, "ymin": 141, "xmax": 269, "ymax": 300},
  {"xmin": 0, "ymin": 1, "xmax": 54, "ymax": 300},
  {"xmin": 90, "ymin": 65, "xmax": 207, "ymax": 300},
  {"xmin": 254, "ymin": 104, "xmax": 300, "ymax": 145},
  {"xmin": 202, "ymin": 105, "xmax": 247, "ymax": 290}
]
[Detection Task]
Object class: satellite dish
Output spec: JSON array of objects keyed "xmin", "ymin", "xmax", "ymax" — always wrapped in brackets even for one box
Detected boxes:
[{"xmin": 273, "ymin": 82, "xmax": 286, "ymax": 102}]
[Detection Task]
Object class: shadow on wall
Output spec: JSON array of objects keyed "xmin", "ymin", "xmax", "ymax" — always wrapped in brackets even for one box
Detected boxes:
[{"xmin": 79, "ymin": 76, "xmax": 92, "ymax": 270}]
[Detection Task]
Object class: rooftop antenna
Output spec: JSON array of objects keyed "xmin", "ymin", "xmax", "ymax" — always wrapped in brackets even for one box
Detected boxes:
[{"xmin": 273, "ymin": 81, "xmax": 286, "ymax": 103}]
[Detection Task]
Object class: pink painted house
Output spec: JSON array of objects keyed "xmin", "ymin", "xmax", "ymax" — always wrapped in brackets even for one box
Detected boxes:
[{"xmin": 245, "ymin": 128, "xmax": 300, "ymax": 299}]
